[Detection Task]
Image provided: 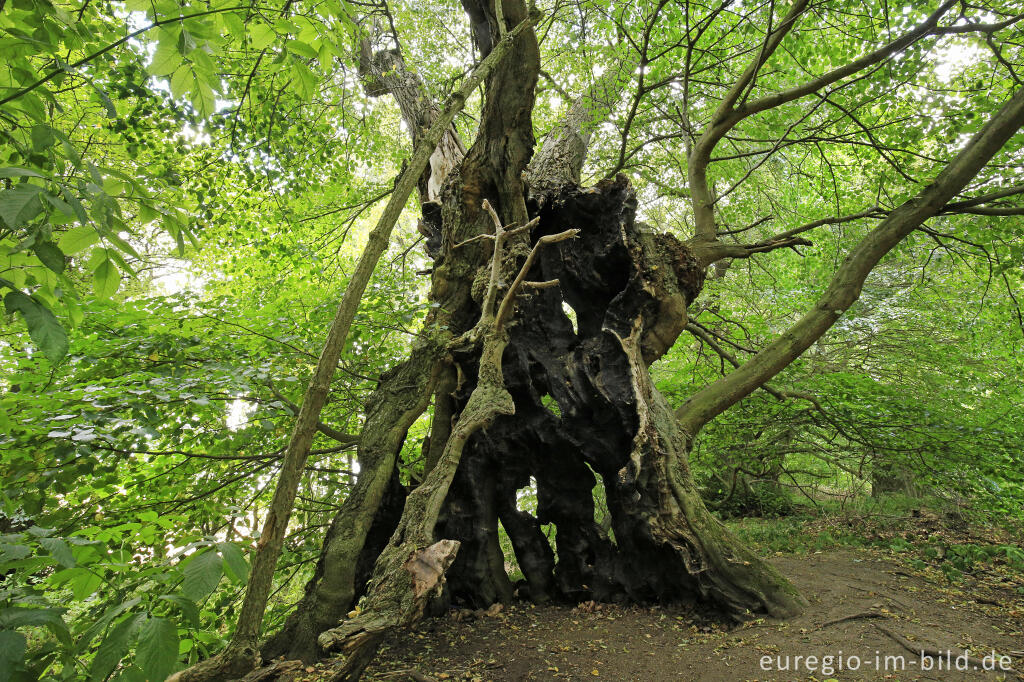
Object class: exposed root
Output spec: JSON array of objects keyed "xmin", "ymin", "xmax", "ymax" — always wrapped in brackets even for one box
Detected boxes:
[
  {"xmin": 816, "ymin": 610, "xmax": 889, "ymax": 629},
  {"xmin": 166, "ymin": 641, "xmax": 260, "ymax": 682},
  {"xmin": 873, "ymin": 624, "xmax": 1017, "ymax": 673},
  {"xmin": 237, "ymin": 659, "xmax": 305, "ymax": 682}
]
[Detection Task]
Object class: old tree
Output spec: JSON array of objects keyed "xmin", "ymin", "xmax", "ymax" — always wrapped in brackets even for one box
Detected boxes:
[{"xmin": 1, "ymin": 0, "xmax": 1023, "ymax": 679}]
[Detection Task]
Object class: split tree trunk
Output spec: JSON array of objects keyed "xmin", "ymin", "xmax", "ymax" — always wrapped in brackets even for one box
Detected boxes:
[
  {"xmin": 255, "ymin": 5, "xmax": 1024, "ymax": 681},
  {"xmin": 268, "ymin": 1, "xmax": 806, "ymax": 673},
  {"xmin": 429, "ymin": 175, "xmax": 804, "ymax": 616}
]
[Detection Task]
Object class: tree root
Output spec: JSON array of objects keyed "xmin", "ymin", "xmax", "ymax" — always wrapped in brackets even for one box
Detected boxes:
[
  {"xmin": 166, "ymin": 641, "xmax": 261, "ymax": 682},
  {"xmin": 237, "ymin": 659, "xmax": 305, "ymax": 682},
  {"xmin": 817, "ymin": 610, "xmax": 890, "ymax": 629},
  {"xmin": 873, "ymin": 624, "xmax": 1017, "ymax": 673}
]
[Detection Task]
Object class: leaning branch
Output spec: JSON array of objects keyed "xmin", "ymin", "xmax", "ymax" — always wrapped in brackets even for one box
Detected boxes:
[
  {"xmin": 171, "ymin": 16, "xmax": 537, "ymax": 682},
  {"xmin": 675, "ymin": 86, "xmax": 1024, "ymax": 438},
  {"xmin": 317, "ymin": 204, "xmax": 572, "ymax": 682}
]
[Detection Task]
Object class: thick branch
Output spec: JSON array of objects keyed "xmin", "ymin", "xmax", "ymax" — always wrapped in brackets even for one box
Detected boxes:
[
  {"xmin": 736, "ymin": 0, "xmax": 960, "ymax": 120},
  {"xmin": 939, "ymin": 184, "xmax": 1024, "ymax": 215},
  {"xmin": 688, "ymin": 206, "xmax": 883, "ymax": 266},
  {"xmin": 526, "ymin": 53, "xmax": 638, "ymax": 195},
  {"xmin": 358, "ymin": 40, "xmax": 467, "ymax": 202},
  {"xmin": 676, "ymin": 86, "xmax": 1024, "ymax": 437},
  {"xmin": 688, "ymin": 0, "xmax": 811, "ymax": 240},
  {"xmin": 713, "ymin": 0, "xmax": 811, "ymax": 117},
  {"xmin": 687, "ymin": 1, "xmax": 991, "ymax": 243}
]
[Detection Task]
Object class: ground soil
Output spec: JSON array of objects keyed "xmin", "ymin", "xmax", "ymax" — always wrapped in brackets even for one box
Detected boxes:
[{"xmin": 290, "ymin": 548, "xmax": 1023, "ymax": 682}]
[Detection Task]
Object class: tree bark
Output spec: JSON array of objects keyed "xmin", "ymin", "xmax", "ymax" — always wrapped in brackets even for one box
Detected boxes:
[
  {"xmin": 358, "ymin": 40, "xmax": 466, "ymax": 203},
  {"xmin": 676, "ymin": 86, "xmax": 1024, "ymax": 437},
  {"xmin": 171, "ymin": 16, "xmax": 537, "ymax": 682},
  {"xmin": 241, "ymin": 0, "xmax": 1024, "ymax": 676}
]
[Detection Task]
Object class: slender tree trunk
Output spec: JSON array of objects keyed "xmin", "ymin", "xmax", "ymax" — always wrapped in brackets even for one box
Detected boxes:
[{"xmin": 171, "ymin": 16, "xmax": 536, "ymax": 682}]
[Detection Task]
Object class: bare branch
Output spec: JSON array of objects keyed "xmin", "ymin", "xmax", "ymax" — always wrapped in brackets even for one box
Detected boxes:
[{"xmin": 495, "ymin": 229, "xmax": 579, "ymax": 329}]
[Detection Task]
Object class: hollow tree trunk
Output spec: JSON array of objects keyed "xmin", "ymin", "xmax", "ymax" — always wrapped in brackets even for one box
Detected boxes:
[
  {"xmin": 269, "ymin": 9, "xmax": 639, "ymax": 658},
  {"xmin": 270, "ymin": 4, "xmax": 807, "ymax": 675},
  {"xmin": 434, "ymin": 175, "xmax": 804, "ymax": 615}
]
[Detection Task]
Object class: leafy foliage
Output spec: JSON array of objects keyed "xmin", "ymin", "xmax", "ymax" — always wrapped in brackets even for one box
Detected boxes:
[{"xmin": 1, "ymin": 0, "xmax": 1022, "ymax": 677}]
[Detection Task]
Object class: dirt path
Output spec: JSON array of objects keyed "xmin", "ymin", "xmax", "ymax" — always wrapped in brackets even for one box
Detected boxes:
[{"xmin": 299, "ymin": 549, "xmax": 1023, "ymax": 681}]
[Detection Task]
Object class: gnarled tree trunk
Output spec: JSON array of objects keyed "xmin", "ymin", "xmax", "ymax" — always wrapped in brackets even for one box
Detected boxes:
[
  {"xmin": 269, "ymin": 2, "xmax": 805, "ymax": 675},
  {"xmin": 254, "ymin": 1, "xmax": 1024, "ymax": 679}
]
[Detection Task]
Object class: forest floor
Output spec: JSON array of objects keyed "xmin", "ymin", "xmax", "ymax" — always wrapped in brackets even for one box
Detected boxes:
[{"xmin": 297, "ymin": 509, "xmax": 1024, "ymax": 681}]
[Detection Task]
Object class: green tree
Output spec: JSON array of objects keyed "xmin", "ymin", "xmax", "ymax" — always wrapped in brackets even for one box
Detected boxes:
[{"xmin": 1, "ymin": 1, "xmax": 1022, "ymax": 681}]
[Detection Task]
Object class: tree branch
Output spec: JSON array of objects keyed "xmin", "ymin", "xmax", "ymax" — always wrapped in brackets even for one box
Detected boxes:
[{"xmin": 676, "ymin": 86, "xmax": 1024, "ymax": 438}]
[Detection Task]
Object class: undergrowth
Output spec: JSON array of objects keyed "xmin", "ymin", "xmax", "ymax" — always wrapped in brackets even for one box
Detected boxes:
[{"xmin": 727, "ymin": 494, "xmax": 1024, "ymax": 593}]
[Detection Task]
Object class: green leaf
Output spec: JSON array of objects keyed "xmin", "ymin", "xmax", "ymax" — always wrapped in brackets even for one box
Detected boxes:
[
  {"xmin": 32, "ymin": 240, "xmax": 66, "ymax": 274},
  {"xmin": 149, "ymin": 40, "xmax": 183, "ymax": 77},
  {"xmin": 0, "ymin": 543, "xmax": 31, "ymax": 564},
  {"xmin": 136, "ymin": 616, "xmax": 178, "ymax": 682},
  {"xmin": 181, "ymin": 549, "xmax": 222, "ymax": 600},
  {"xmin": 217, "ymin": 542, "xmax": 249, "ymax": 582},
  {"xmin": 189, "ymin": 48, "xmax": 216, "ymax": 79},
  {"xmin": 78, "ymin": 598, "xmax": 142, "ymax": 652},
  {"xmin": 100, "ymin": 225, "xmax": 142, "ymax": 260},
  {"xmin": 157, "ymin": 595, "xmax": 199, "ymax": 628},
  {"xmin": 169, "ymin": 66, "xmax": 192, "ymax": 100},
  {"xmin": 318, "ymin": 41, "xmax": 336, "ymax": 66},
  {"xmin": 221, "ymin": 12, "xmax": 245, "ymax": 39},
  {"xmin": 0, "ymin": 606, "xmax": 68, "ymax": 634},
  {"xmin": 39, "ymin": 536, "xmax": 75, "ymax": 567},
  {"xmin": 138, "ymin": 202, "xmax": 159, "ymax": 224},
  {"xmin": 0, "ymin": 630, "xmax": 27, "ymax": 682},
  {"xmin": 44, "ymin": 192, "xmax": 75, "ymax": 219},
  {"xmin": 92, "ymin": 255, "xmax": 120, "ymax": 299},
  {"xmin": 58, "ymin": 225, "xmax": 99, "ymax": 254},
  {"xmin": 292, "ymin": 60, "xmax": 316, "ymax": 101},
  {"xmin": 31, "ymin": 124, "xmax": 54, "ymax": 152},
  {"xmin": 65, "ymin": 295, "xmax": 83, "ymax": 327},
  {"xmin": 87, "ymin": 78, "xmax": 118, "ymax": 118},
  {"xmin": 3, "ymin": 291, "xmax": 68, "ymax": 361},
  {"xmin": 0, "ymin": 167, "xmax": 46, "ymax": 179},
  {"xmin": 249, "ymin": 23, "xmax": 276, "ymax": 49},
  {"xmin": 90, "ymin": 613, "xmax": 145, "ymax": 682},
  {"xmin": 0, "ymin": 184, "xmax": 45, "ymax": 228},
  {"xmin": 286, "ymin": 39, "xmax": 317, "ymax": 60},
  {"xmin": 11, "ymin": 91, "xmax": 46, "ymax": 122},
  {"xmin": 70, "ymin": 568, "xmax": 103, "ymax": 599},
  {"xmin": 190, "ymin": 77, "xmax": 216, "ymax": 118},
  {"xmin": 178, "ymin": 29, "xmax": 197, "ymax": 56}
]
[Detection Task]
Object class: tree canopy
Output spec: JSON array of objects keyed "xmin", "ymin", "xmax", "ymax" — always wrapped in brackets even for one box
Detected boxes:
[{"xmin": 1, "ymin": 0, "xmax": 1022, "ymax": 679}]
